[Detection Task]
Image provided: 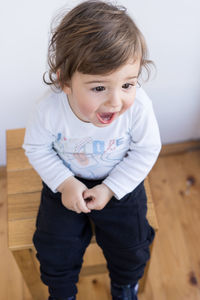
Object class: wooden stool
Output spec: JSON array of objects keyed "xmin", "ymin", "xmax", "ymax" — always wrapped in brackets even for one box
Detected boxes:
[{"xmin": 6, "ymin": 128, "xmax": 158, "ymax": 300}]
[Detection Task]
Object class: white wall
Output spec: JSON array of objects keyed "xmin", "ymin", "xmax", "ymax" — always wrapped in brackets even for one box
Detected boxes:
[{"xmin": 0, "ymin": 0, "xmax": 200, "ymax": 166}]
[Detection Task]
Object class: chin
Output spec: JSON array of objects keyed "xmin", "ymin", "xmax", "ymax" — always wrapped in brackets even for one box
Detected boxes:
[{"xmin": 95, "ymin": 124, "xmax": 110, "ymax": 127}]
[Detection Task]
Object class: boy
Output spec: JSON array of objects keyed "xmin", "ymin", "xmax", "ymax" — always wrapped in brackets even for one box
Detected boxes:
[{"xmin": 23, "ymin": 1, "xmax": 161, "ymax": 299}]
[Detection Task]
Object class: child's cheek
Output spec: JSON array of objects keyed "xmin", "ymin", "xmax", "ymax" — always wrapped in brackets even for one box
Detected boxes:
[
  {"xmin": 80, "ymin": 102, "xmax": 97, "ymax": 116},
  {"xmin": 124, "ymin": 96, "xmax": 135, "ymax": 111}
]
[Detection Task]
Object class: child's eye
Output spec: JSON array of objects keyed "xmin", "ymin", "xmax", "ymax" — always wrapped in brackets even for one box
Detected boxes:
[
  {"xmin": 92, "ymin": 86, "xmax": 105, "ymax": 92},
  {"xmin": 122, "ymin": 83, "xmax": 135, "ymax": 89}
]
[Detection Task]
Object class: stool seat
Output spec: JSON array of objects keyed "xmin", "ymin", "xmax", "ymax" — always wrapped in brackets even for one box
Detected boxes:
[{"xmin": 6, "ymin": 128, "xmax": 158, "ymax": 300}]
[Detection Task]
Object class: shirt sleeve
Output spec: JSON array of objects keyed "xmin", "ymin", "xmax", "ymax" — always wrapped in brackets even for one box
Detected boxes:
[
  {"xmin": 22, "ymin": 103, "xmax": 73, "ymax": 192},
  {"xmin": 103, "ymin": 97, "xmax": 162, "ymax": 200}
]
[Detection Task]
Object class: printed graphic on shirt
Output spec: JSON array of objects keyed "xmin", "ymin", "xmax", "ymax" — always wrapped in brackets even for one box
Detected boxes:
[{"xmin": 53, "ymin": 133, "xmax": 130, "ymax": 179}]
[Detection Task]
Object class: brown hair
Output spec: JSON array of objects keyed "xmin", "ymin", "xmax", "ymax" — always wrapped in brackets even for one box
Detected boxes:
[{"xmin": 43, "ymin": 0, "xmax": 153, "ymax": 89}]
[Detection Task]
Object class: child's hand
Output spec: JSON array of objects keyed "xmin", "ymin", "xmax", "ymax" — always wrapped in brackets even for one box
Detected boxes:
[
  {"xmin": 57, "ymin": 177, "xmax": 91, "ymax": 214},
  {"xmin": 83, "ymin": 184, "xmax": 114, "ymax": 210}
]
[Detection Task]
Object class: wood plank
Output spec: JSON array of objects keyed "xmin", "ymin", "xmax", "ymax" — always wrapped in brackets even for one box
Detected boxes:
[
  {"xmin": 145, "ymin": 178, "xmax": 158, "ymax": 230},
  {"xmin": 8, "ymin": 218, "xmax": 36, "ymax": 250},
  {"xmin": 145, "ymin": 178, "xmax": 153, "ymax": 203},
  {"xmin": 7, "ymin": 148, "xmax": 31, "ymax": 171},
  {"xmin": 147, "ymin": 157, "xmax": 189, "ymax": 299},
  {"xmin": 7, "ymin": 199, "xmax": 156, "ymax": 250},
  {"xmin": 160, "ymin": 139, "xmax": 200, "ymax": 156},
  {"xmin": 145, "ymin": 151, "xmax": 200, "ymax": 300},
  {"xmin": 161, "ymin": 151, "xmax": 200, "ymax": 298},
  {"xmin": 8, "ymin": 192, "xmax": 40, "ymax": 221},
  {"xmin": 6, "ymin": 128, "xmax": 25, "ymax": 149},
  {"xmin": 146, "ymin": 202, "xmax": 158, "ymax": 230},
  {"xmin": 82, "ymin": 243, "xmax": 106, "ymax": 267},
  {"xmin": 12, "ymin": 249, "xmax": 48, "ymax": 300},
  {"xmin": 7, "ymin": 169, "xmax": 42, "ymax": 195},
  {"xmin": 80, "ymin": 264, "xmax": 108, "ymax": 276},
  {"xmin": 139, "ymin": 242, "xmax": 154, "ymax": 293},
  {"xmin": 0, "ymin": 167, "xmax": 27, "ymax": 300}
]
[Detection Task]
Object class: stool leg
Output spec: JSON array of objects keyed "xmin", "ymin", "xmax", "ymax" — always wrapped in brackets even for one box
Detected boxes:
[
  {"xmin": 138, "ymin": 240, "xmax": 154, "ymax": 293},
  {"xmin": 12, "ymin": 248, "xmax": 48, "ymax": 300}
]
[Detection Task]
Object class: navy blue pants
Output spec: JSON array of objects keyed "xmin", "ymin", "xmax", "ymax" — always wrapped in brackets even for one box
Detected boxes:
[{"xmin": 33, "ymin": 178, "xmax": 155, "ymax": 299}]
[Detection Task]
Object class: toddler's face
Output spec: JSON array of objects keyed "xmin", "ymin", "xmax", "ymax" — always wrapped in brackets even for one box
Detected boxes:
[{"xmin": 63, "ymin": 59, "xmax": 140, "ymax": 127}]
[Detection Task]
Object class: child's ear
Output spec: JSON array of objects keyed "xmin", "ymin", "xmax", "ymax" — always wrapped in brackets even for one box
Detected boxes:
[
  {"xmin": 56, "ymin": 70, "xmax": 72, "ymax": 94},
  {"xmin": 63, "ymin": 83, "xmax": 72, "ymax": 95}
]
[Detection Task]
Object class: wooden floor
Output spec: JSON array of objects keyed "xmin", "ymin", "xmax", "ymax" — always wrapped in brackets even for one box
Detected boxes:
[{"xmin": 1, "ymin": 141, "xmax": 200, "ymax": 300}]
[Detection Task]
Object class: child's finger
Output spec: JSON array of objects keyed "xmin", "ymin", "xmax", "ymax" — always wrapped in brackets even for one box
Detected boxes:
[
  {"xmin": 79, "ymin": 198, "xmax": 91, "ymax": 213},
  {"xmin": 86, "ymin": 198, "xmax": 96, "ymax": 210},
  {"xmin": 83, "ymin": 189, "xmax": 90, "ymax": 199},
  {"xmin": 83, "ymin": 189, "xmax": 95, "ymax": 201},
  {"xmin": 73, "ymin": 202, "xmax": 82, "ymax": 214},
  {"xmin": 83, "ymin": 189, "xmax": 96, "ymax": 209}
]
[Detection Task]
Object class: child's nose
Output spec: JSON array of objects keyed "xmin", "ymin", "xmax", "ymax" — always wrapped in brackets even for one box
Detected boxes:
[{"xmin": 106, "ymin": 92, "xmax": 121, "ymax": 108}]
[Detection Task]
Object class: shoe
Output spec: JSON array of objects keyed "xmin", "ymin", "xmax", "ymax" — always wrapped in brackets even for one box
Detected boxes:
[{"xmin": 111, "ymin": 282, "xmax": 139, "ymax": 300}]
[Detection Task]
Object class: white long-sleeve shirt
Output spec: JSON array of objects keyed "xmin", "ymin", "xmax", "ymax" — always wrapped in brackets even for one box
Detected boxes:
[{"xmin": 22, "ymin": 87, "xmax": 161, "ymax": 200}]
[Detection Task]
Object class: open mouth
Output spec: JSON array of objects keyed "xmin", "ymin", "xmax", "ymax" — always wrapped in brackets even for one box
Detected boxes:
[{"xmin": 96, "ymin": 112, "xmax": 116, "ymax": 124}]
